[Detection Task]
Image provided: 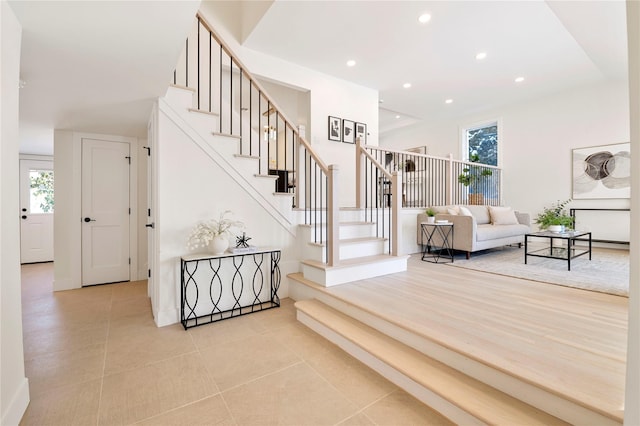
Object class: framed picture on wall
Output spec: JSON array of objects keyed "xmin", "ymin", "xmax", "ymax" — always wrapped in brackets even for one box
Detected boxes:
[
  {"xmin": 328, "ymin": 116, "xmax": 341, "ymax": 141},
  {"xmin": 572, "ymin": 142, "xmax": 630, "ymax": 199},
  {"xmin": 342, "ymin": 119, "xmax": 355, "ymax": 143},
  {"xmin": 355, "ymin": 122, "xmax": 367, "ymax": 143}
]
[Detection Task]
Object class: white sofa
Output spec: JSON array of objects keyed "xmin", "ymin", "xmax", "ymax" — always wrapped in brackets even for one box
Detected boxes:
[{"xmin": 417, "ymin": 205, "xmax": 531, "ymax": 258}]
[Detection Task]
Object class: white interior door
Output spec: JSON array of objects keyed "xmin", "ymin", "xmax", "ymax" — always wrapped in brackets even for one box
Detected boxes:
[
  {"xmin": 19, "ymin": 159, "xmax": 54, "ymax": 263},
  {"xmin": 82, "ymin": 139, "xmax": 130, "ymax": 286}
]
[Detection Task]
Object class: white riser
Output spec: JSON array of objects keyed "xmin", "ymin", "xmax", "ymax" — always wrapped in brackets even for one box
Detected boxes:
[
  {"xmin": 165, "ymin": 85, "xmax": 195, "ymax": 109},
  {"xmin": 301, "ymin": 256, "xmax": 407, "ymax": 287},
  {"xmin": 339, "ymin": 222, "xmax": 375, "ymax": 239},
  {"xmin": 339, "ymin": 239, "xmax": 386, "ymax": 260}
]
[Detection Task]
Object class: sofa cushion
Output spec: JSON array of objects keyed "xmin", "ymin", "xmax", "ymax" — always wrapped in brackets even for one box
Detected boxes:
[
  {"xmin": 488, "ymin": 206, "xmax": 519, "ymax": 225},
  {"xmin": 459, "ymin": 206, "xmax": 473, "ymax": 217},
  {"xmin": 465, "ymin": 205, "xmax": 491, "ymax": 224},
  {"xmin": 476, "ymin": 223, "xmax": 529, "ymax": 242}
]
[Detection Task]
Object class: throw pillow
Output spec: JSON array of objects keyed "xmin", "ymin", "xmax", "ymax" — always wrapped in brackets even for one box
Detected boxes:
[
  {"xmin": 459, "ymin": 206, "xmax": 473, "ymax": 217},
  {"xmin": 488, "ymin": 206, "xmax": 518, "ymax": 225},
  {"xmin": 447, "ymin": 207, "xmax": 459, "ymax": 215}
]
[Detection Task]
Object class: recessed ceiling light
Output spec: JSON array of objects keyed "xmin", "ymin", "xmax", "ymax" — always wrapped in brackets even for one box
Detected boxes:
[
  {"xmin": 346, "ymin": 60, "xmax": 356, "ymax": 67},
  {"xmin": 475, "ymin": 52, "xmax": 487, "ymax": 60},
  {"xmin": 403, "ymin": 83, "xmax": 411, "ymax": 89},
  {"xmin": 418, "ymin": 13, "xmax": 431, "ymax": 24},
  {"xmin": 515, "ymin": 76, "xmax": 525, "ymax": 83},
  {"xmin": 395, "ymin": 115, "xmax": 401, "ymax": 119},
  {"xmin": 445, "ymin": 99, "xmax": 453, "ymax": 104}
]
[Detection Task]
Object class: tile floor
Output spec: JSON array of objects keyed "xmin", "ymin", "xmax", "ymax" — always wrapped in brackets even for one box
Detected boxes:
[{"xmin": 19, "ymin": 262, "xmax": 452, "ymax": 425}]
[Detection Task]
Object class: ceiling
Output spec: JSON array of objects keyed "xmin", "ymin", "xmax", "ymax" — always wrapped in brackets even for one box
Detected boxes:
[
  {"xmin": 241, "ymin": 1, "xmax": 628, "ymax": 134},
  {"xmin": 9, "ymin": 1, "xmax": 628, "ymax": 155},
  {"xmin": 9, "ymin": 0, "xmax": 200, "ymax": 155}
]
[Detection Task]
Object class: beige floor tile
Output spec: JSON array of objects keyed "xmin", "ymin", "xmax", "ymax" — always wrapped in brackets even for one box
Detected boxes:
[
  {"xmin": 199, "ymin": 332, "xmax": 301, "ymax": 391},
  {"xmin": 269, "ymin": 322, "xmax": 333, "ymax": 360},
  {"xmin": 187, "ymin": 314, "xmax": 265, "ymax": 350},
  {"xmin": 99, "ymin": 352, "xmax": 218, "ymax": 425},
  {"xmin": 222, "ymin": 362, "xmax": 358, "ymax": 425},
  {"xmin": 336, "ymin": 412, "xmax": 376, "ymax": 426},
  {"xmin": 362, "ymin": 390, "xmax": 454, "ymax": 426},
  {"xmin": 23, "ymin": 322, "xmax": 109, "ymax": 357},
  {"xmin": 19, "ymin": 378, "xmax": 101, "ymax": 426},
  {"xmin": 111, "ymin": 280, "xmax": 148, "ymax": 300},
  {"xmin": 247, "ymin": 299, "xmax": 298, "ymax": 332},
  {"xmin": 110, "ymin": 295, "xmax": 153, "ymax": 320},
  {"xmin": 25, "ymin": 343, "xmax": 106, "ymax": 397},
  {"xmin": 135, "ymin": 395, "xmax": 235, "ymax": 426},
  {"xmin": 104, "ymin": 323, "xmax": 197, "ymax": 376},
  {"xmin": 304, "ymin": 343, "xmax": 398, "ymax": 409}
]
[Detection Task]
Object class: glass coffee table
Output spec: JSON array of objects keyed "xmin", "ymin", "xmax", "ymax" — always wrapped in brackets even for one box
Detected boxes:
[{"xmin": 524, "ymin": 230, "xmax": 591, "ymax": 271}]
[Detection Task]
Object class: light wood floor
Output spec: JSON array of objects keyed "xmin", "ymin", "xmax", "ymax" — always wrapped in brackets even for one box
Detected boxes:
[{"xmin": 317, "ymin": 253, "xmax": 628, "ymax": 422}]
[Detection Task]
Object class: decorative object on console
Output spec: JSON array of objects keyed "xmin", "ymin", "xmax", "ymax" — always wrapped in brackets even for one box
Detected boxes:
[
  {"xmin": 572, "ymin": 142, "xmax": 630, "ymax": 199},
  {"xmin": 226, "ymin": 232, "xmax": 257, "ymax": 254},
  {"xmin": 534, "ymin": 199, "xmax": 573, "ymax": 232},
  {"xmin": 187, "ymin": 210, "xmax": 245, "ymax": 254},
  {"xmin": 457, "ymin": 152, "xmax": 493, "ymax": 205},
  {"xmin": 328, "ymin": 116, "xmax": 341, "ymax": 141},
  {"xmin": 236, "ymin": 232, "xmax": 252, "ymax": 248},
  {"xmin": 342, "ymin": 119, "xmax": 355, "ymax": 143}
]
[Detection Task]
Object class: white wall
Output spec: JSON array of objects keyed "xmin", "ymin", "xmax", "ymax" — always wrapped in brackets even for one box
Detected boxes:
[
  {"xmin": 1, "ymin": 2, "xmax": 30, "ymax": 424},
  {"xmin": 53, "ymin": 131, "xmax": 145, "ymax": 290},
  {"xmin": 198, "ymin": 4, "xmax": 379, "ymax": 208},
  {"xmin": 382, "ymin": 80, "xmax": 631, "ymax": 235},
  {"xmin": 153, "ymin": 104, "xmax": 299, "ymax": 326}
]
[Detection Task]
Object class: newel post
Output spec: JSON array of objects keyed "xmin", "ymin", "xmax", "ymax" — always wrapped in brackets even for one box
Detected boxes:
[
  {"xmin": 355, "ymin": 137, "xmax": 365, "ymax": 209},
  {"xmin": 446, "ymin": 153, "xmax": 454, "ymax": 206},
  {"xmin": 391, "ymin": 171, "xmax": 402, "ymax": 256},
  {"xmin": 327, "ymin": 164, "xmax": 340, "ymax": 266}
]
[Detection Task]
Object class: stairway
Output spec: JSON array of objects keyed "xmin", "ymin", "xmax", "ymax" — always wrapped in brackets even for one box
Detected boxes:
[
  {"xmin": 288, "ymin": 276, "xmax": 622, "ymax": 425},
  {"xmin": 162, "ymin": 84, "xmax": 407, "ymax": 288},
  {"xmin": 295, "ymin": 207, "xmax": 408, "ymax": 287}
]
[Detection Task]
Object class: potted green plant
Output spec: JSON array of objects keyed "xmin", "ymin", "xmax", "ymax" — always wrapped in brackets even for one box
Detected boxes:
[
  {"xmin": 534, "ymin": 199, "xmax": 574, "ymax": 232},
  {"xmin": 425, "ymin": 207, "xmax": 436, "ymax": 223},
  {"xmin": 458, "ymin": 152, "xmax": 493, "ymax": 205}
]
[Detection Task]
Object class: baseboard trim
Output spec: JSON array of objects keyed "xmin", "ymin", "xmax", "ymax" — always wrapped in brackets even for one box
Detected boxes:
[{"xmin": 1, "ymin": 377, "xmax": 30, "ymax": 426}]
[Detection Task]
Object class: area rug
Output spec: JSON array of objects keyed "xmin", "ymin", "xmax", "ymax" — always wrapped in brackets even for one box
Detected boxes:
[{"xmin": 444, "ymin": 246, "xmax": 629, "ymax": 296}]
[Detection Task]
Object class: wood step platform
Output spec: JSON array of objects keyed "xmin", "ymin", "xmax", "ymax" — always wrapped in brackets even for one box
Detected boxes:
[
  {"xmin": 288, "ymin": 255, "xmax": 626, "ymax": 425},
  {"xmin": 295, "ymin": 298, "xmax": 567, "ymax": 425}
]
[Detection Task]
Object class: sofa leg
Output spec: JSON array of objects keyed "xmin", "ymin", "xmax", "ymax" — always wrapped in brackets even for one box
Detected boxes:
[
  {"xmin": 518, "ymin": 243, "xmax": 522, "ymax": 248},
  {"xmin": 466, "ymin": 252, "xmax": 471, "ymax": 260}
]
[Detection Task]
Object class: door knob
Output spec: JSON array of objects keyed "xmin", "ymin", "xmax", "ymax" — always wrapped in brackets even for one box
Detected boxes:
[
  {"xmin": 21, "ymin": 215, "xmax": 27, "ymax": 220},
  {"xmin": 83, "ymin": 217, "xmax": 96, "ymax": 222}
]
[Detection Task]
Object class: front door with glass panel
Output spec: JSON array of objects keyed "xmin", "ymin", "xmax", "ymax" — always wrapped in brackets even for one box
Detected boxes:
[{"xmin": 20, "ymin": 159, "xmax": 54, "ymax": 263}]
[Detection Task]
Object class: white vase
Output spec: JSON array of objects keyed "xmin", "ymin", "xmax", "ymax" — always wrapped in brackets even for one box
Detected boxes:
[
  {"xmin": 426, "ymin": 216, "xmax": 435, "ymax": 224},
  {"xmin": 209, "ymin": 235, "xmax": 228, "ymax": 254},
  {"xmin": 547, "ymin": 225, "xmax": 565, "ymax": 233}
]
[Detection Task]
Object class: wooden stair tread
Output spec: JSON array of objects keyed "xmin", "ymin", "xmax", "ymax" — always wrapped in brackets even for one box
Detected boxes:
[
  {"xmin": 296, "ymin": 299, "xmax": 568, "ymax": 426},
  {"xmin": 188, "ymin": 107, "xmax": 219, "ymax": 116}
]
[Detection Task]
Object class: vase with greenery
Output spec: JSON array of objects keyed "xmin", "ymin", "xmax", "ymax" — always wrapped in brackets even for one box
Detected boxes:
[
  {"xmin": 425, "ymin": 207, "xmax": 436, "ymax": 223},
  {"xmin": 187, "ymin": 210, "xmax": 245, "ymax": 253},
  {"xmin": 458, "ymin": 152, "xmax": 493, "ymax": 204},
  {"xmin": 534, "ymin": 199, "xmax": 574, "ymax": 232}
]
